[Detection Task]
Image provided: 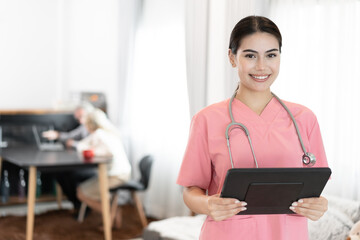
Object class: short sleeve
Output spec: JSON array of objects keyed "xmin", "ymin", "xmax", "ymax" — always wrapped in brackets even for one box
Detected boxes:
[
  {"xmin": 307, "ymin": 116, "xmax": 328, "ymax": 168},
  {"xmin": 176, "ymin": 113, "xmax": 212, "ymax": 190}
]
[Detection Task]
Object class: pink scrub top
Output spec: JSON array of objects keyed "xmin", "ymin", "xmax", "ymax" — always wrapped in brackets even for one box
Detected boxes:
[{"xmin": 177, "ymin": 97, "xmax": 328, "ymax": 240}]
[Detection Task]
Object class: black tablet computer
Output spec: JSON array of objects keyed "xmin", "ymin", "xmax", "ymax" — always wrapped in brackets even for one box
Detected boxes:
[{"xmin": 220, "ymin": 167, "xmax": 331, "ymax": 215}]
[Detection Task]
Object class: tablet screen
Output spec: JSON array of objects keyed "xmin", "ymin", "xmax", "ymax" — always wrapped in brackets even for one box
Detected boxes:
[
  {"xmin": 220, "ymin": 168, "xmax": 331, "ymax": 215},
  {"xmin": 245, "ymin": 182, "xmax": 303, "ymax": 214}
]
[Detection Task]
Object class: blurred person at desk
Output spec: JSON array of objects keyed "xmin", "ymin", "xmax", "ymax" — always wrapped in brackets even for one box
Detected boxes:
[
  {"xmin": 42, "ymin": 102, "xmax": 94, "ymax": 148},
  {"xmin": 42, "ymin": 102, "xmax": 97, "ymax": 216},
  {"xmin": 76, "ymin": 108, "xmax": 131, "ymax": 216}
]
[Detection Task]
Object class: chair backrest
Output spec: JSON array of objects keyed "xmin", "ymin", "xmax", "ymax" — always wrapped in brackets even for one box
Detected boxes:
[{"xmin": 139, "ymin": 155, "xmax": 154, "ymax": 190}]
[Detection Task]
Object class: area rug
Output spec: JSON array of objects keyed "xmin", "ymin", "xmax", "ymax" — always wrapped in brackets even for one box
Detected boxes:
[{"xmin": 0, "ymin": 204, "xmax": 154, "ymax": 240}]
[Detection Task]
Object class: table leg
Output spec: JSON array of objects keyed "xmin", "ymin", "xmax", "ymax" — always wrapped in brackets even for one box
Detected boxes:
[
  {"xmin": 26, "ymin": 166, "xmax": 37, "ymax": 240},
  {"xmin": 98, "ymin": 163, "xmax": 111, "ymax": 240},
  {"xmin": 55, "ymin": 182, "xmax": 63, "ymax": 209},
  {"xmin": 0, "ymin": 156, "xmax": 2, "ymax": 182}
]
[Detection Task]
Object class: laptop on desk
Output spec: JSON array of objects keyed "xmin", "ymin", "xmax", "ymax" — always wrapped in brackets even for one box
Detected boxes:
[{"xmin": 32, "ymin": 126, "xmax": 64, "ymax": 151}]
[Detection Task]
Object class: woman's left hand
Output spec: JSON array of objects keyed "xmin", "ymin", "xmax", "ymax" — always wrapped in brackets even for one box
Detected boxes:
[{"xmin": 289, "ymin": 196, "xmax": 328, "ymax": 221}]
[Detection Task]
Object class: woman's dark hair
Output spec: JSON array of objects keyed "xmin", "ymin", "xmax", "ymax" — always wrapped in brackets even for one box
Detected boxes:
[{"xmin": 229, "ymin": 16, "xmax": 282, "ymax": 54}]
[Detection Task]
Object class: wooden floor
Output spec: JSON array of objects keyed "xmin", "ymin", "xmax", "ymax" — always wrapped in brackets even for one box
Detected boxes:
[{"xmin": 0, "ymin": 204, "xmax": 157, "ymax": 240}]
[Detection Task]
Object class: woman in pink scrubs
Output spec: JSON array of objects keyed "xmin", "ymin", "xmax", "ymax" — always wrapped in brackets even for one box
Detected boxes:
[{"xmin": 177, "ymin": 16, "xmax": 329, "ymax": 240}]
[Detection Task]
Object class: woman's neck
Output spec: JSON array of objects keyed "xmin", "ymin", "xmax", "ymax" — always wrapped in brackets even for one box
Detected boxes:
[{"xmin": 235, "ymin": 88, "xmax": 273, "ymax": 115}]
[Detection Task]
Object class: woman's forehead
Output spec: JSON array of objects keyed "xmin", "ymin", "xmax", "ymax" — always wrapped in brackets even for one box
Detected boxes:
[{"xmin": 238, "ymin": 32, "xmax": 279, "ymax": 52}]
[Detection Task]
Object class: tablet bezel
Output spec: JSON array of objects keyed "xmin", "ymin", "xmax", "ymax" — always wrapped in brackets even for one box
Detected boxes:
[{"xmin": 220, "ymin": 167, "xmax": 331, "ymax": 215}]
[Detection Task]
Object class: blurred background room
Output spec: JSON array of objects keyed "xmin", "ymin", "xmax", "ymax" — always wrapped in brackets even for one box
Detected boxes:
[{"xmin": 0, "ymin": 0, "xmax": 360, "ymax": 239}]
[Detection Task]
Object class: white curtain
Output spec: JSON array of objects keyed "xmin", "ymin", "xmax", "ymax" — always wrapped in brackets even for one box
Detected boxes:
[
  {"xmin": 124, "ymin": 0, "xmax": 190, "ymax": 219},
  {"xmin": 115, "ymin": 0, "xmax": 143, "ymax": 126},
  {"xmin": 185, "ymin": 0, "xmax": 209, "ymax": 117},
  {"xmin": 269, "ymin": 0, "xmax": 360, "ymax": 200},
  {"xmin": 185, "ymin": 0, "xmax": 270, "ymax": 117}
]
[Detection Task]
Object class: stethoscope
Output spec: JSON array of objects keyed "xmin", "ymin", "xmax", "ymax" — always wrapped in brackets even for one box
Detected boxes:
[{"xmin": 225, "ymin": 91, "xmax": 316, "ymax": 168}]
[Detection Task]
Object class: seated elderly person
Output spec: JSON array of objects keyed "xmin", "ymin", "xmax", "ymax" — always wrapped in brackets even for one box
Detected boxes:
[
  {"xmin": 42, "ymin": 102, "xmax": 94, "ymax": 148},
  {"xmin": 76, "ymin": 108, "xmax": 131, "ymax": 214},
  {"xmin": 42, "ymin": 102, "xmax": 95, "ymax": 214}
]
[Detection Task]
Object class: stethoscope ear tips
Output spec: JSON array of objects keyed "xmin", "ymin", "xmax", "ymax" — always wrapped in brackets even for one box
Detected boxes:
[{"xmin": 302, "ymin": 153, "xmax": 316, "ymax": 166}]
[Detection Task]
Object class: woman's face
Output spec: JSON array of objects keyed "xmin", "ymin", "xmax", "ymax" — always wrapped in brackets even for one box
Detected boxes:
[
  {"xmin": 85, "ymin": 118, "xmax": 96, "ymax": 133},
  {"xmin": 228, "ymin": 32, "xmax": 280, "ymax": 93}
]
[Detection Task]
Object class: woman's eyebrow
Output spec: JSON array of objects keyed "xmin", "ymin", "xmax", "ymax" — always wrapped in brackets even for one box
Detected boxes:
[
  {"xmin": 242, "ymin": 48, "xmax": 279, "ymax": 53},
  {"xmin": 266, "ymin": 48, "xmax": 279, "ymax": 53},
  {"xmin": 243, "ymin": 49, "xmax": 257, "ymax": 53}
]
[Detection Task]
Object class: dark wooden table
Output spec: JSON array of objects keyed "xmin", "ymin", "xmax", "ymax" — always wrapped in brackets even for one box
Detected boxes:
[{"xmin": 0, "ymin": 147, "xmax": 113, "ymax": 240}]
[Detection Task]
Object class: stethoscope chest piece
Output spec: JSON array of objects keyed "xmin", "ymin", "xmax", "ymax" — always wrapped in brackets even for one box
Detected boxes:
[{"xmin": 302, "ymin": 152, "xmax": 316, "ymax": 166}]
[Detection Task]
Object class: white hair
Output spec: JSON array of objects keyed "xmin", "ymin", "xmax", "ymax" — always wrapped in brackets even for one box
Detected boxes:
[
  {"xmin": 76, "ymin": 101, "xmax": 94, "ymax": 114},
  {"xmin": 85, "ymin": 108, "xmax": 120, "ymax": 135}
]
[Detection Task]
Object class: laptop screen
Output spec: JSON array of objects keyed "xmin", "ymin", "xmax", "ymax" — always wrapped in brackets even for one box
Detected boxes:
[{"xmin": 32, "ymin": 125, "xmax": 42, "ymax": 148}]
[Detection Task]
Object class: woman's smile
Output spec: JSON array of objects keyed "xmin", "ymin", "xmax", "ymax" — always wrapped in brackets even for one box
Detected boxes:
[{"xmin": 249, "ymin": 74, "xmax": 271, "ymax": 82}]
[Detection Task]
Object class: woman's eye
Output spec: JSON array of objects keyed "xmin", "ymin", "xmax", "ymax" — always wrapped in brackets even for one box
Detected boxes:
[
  {"xmin": 245, "ymin": 54, "xmax": 256, "ymax": 59},
  {"xmin": 267, "ymin": 53, "xmax": 277, "ymax": 58}
]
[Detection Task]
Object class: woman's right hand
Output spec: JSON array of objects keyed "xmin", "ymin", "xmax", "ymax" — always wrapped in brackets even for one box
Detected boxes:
[
  {"xmin": 183, "ymin": 187, "xmax": 247, "ymax": 221},
  {"xmin": 207, "ymin": 193, "xmax": 247, "ymax": 221}
]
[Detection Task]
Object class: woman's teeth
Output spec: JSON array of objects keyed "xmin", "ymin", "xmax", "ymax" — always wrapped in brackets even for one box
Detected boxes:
[{"xmin": 251, "ymin": 75, "xmax": 269, "ymax": 80}]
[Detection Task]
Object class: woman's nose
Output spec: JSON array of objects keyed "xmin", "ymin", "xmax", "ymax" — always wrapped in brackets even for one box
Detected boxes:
[{"xmin": 255, "ymin": 57, "xmax": 265, "ymax": 70}]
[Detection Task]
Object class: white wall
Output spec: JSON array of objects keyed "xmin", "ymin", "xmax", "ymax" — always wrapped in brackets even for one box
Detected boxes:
[
  {"xmin": 0, "ymin": 0, "xmax": 125, "ymax": 121},
  {"xmin": 62, "ymin": 0, "xmax": 119, "ymax": 119},
  {"xmin": 0, "ymin": 0, "xmax": 59, "ymax": 109}
]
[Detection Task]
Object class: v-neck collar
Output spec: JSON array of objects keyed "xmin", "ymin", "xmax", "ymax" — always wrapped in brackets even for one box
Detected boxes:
[{"xmin": 231, "ymin": 97, "xmax": 282, "ymax": 124}]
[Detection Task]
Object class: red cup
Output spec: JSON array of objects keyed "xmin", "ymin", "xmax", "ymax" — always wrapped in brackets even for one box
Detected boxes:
[{"xmin": 83, "ymin": 149, "xmax": 94, "ymax": 160}]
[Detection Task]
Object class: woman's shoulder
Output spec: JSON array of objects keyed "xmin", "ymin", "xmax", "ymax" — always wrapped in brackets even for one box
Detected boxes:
[
  {"xmin": 281, "ymin": 99, "xmax": 318, "ymax": 123},
  {"xmin": 187, "ymin": 99, "xmax": 230, "ymax": 131},
  {"xmin": 94, "ymin": 128, "xmax": 119, "ymax": 138},
  {"xmin": 91, "ymin": 128, "xmax": 104, "ymax": 136},
  {"xmin": 193, "ymin": 99, "xmax": 229, "ymax": 119}
]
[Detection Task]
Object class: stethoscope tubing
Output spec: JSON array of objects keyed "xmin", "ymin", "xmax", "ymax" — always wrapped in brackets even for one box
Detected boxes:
[
  {"xmin": 226, "ymin": 91, "xmax": 315, "ymax": 168},
  {"xmin": 271, "ymin": 93, "xmax": 308, "ymax": 155}
]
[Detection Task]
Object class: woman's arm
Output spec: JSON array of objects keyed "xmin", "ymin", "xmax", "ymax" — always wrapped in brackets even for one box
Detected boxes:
[{"xmin": 183, "ymin": 186, "xmax": 247, "ymax": 221}]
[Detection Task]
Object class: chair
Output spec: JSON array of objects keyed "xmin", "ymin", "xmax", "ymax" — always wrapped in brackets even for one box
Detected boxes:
[
  {"xmin": 78, "ymin": 155, "xmax": 154, "ymax": 228},
  {"xmin": 110, "ymin": 155, "xmax": 154, "ymax": 228}
]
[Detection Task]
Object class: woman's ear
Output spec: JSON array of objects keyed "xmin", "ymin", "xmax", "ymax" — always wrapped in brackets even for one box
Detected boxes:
[{"xmin": 228, "ymin": 49, "xmax": 236, "ymax": 67}]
